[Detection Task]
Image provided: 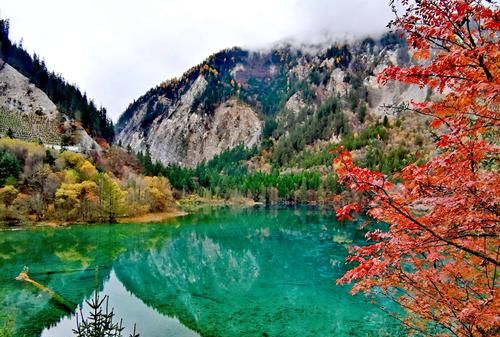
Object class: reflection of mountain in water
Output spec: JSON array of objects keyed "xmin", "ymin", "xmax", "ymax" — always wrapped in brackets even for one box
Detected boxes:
[
  {"xmin": 113, "ymin": 208, "xmax": 402, "ymax": 337},
  {"xmin": 42, "ymin": 270, "xmax": 200, "ymax": 337},
  {"xmin": 0, "ymin": 208, "xmax": 404, "ymax": 337}
]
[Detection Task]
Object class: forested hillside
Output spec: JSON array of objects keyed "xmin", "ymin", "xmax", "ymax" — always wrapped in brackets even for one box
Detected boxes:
[
  {"xmin": 0, "ymin": 138, "xmax": 174, "ymax": 224},
  {"xmin": 0, "ymin": 19, "xmax": 114, "ymax": 143},
  {"xmin": 116, "ymin": 33, "xmax": 421, "ymax": 168},
  {"xmin": 117, "ymin": 33, "xmax": 433, "ymax": 204},
  {"xmin": 0, "ymin": 19, "xmax": 433, "ymax": 208}
]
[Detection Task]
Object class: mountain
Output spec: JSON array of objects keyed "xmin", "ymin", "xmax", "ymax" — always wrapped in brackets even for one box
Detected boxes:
[
  {"xmin": 117, "ymin": 33, "xmax": 428, "ymax": 168},
  {"xmin": 0, "ymin": 19, "xmax": 114, "ymax": 146},
  {"xmin": 0, "ymin": 61, "xmax": 98, "ymax": 150}
]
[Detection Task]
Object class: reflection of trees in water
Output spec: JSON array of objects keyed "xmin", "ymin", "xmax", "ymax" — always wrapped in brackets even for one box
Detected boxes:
[
  {"xmin": 0, "ymin": 208, "xmax": 402, "ymax": 337},
  {"xmin": 115, "ymin": 232, "xmax": 261, "ymax": 334},
  {"xmin": 113, "ymin": 210, "xmax": 401, "ymax": 337},
  {"xmin": 0, "ymin": 226, "xmax": 125, "ymax": 337}
]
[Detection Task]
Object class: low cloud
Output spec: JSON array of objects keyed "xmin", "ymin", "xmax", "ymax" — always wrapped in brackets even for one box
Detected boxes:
[{"xmin": 2, "ymin": 0, "xmax": 394, "ymax": 121}]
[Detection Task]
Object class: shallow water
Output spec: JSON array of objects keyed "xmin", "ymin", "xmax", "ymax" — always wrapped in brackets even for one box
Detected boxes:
[{"xmin": 0, "ymin": 207, "xmax": 404, "ymax": 337}]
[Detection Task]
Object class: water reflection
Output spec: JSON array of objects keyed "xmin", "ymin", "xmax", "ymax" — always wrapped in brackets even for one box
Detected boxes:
[
  {"xmin": 0, "ymin": 207, "xmax": 404, "ymax": 337},
  {"xmin": 42, "ymin": 270, "xmax": 200, "ymax": 337}
]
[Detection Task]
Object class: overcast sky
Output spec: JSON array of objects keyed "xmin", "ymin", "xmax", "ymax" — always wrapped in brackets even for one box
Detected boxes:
[{"xmin": 1, "ymin": 0, "xmax": 394, "ymax": 121}]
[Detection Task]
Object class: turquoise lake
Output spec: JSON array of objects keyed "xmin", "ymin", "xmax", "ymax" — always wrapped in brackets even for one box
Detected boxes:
[{"xmin": 0, "ymin": 207, "xmax": 405, "ymax": 337}]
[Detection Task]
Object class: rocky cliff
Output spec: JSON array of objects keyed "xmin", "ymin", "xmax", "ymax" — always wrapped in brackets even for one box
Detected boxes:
[
  {"xmin": 0, "ymin": 62, "xmax": 58, "ymax": 118},
  {"xmin": 117, "ymin": 34, "xmax": 427, "ymax": 167},
  {"xmin": 117, "ymin": 76, "xmax": 261, "ymax": 167},
  {"xmin": 0, "ymin": 60, "xmax": 99, "ymax": 150}
]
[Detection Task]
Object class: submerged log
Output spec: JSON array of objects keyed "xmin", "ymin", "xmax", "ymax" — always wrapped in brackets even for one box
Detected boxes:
[
  {"xmin": 29, "ymin": 265, "xmax": 109, "ymax": 276},
  {"xmin": 16, "ymin": 270, "xmax": 74, "ymax": 312},
  {"xmin": 191, "ymin": 293, "xmax": 223, "ymax": 303}
]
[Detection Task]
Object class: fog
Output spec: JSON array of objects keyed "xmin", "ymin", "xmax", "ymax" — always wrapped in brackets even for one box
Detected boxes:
[{"xmin": 1, "ymin": 0, "xmax": 394, "ymax": 121}]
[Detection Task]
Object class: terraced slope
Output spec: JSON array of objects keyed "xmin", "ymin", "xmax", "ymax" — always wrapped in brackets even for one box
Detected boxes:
[{"xmin": 0, "ymin": 110, "xmax": 61, "ymax": 143}]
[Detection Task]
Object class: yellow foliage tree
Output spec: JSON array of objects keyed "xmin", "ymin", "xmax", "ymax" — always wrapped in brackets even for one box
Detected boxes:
[
  {"xmin": 58, "ymin": 151, "xmax": 84, "ymax": 167},
  {"xmin": 78, "ymin": 160, "xmax": 98, "ymax": 180},
  {"xmin": 95, "ymin": 173, "xmax": 126, "ymax": 222},
  {"xmin": 55, "ymin": 181, "xmax": 98, "ymax": 221},
  {"xmin": 124, "ymin": 173, "xmax": 149, "ymax": 215},
  {"xmin": 144, "ymin": 176, "xmax": 173, "ymax": 212},
  {"xmin": 0, "ymin": 185, "xmax": 19, "ymax": 207},
  {"xmin": 62, "ymin": 169, "xmax": 80, "ymax": 184},
  {"xmin": 0, "ymin": 138, "xmax": 45, "ymax": 158},
  {"xmin": 124, "ymin": 175, "xmax": 173, "ymax": 215},
  {"xmin": 0, "ymin": 185, "xmax": 20, "ymax": 221}
]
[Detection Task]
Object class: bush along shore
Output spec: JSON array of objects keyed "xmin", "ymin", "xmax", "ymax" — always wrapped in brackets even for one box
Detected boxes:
[{"xmin": 0, "ymin": 138, "xmax": 176, "ymax": 226}]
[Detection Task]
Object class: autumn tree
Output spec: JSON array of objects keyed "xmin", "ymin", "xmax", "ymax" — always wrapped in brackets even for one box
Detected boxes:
[
  {"xmin": 96, "ymin": 172, "xmax": 126, "ymax": 222},
  {"xmin": 143, "ymin": 176, "xmax": 173, "ymax": 212},
  {"xmin": 124, "ymin": 173, "xmax": 149, "ymax": 215},
  {"xmin": 334, "ymin": 1, "xmax": 499, "ymax": 336},
  {"xmin": 123, "ymin": 174, "xmax": 171, "ymax": 214},
  {"xmin": 0, "ymin": 184, "xmax": 18, "ymax": 204},
  {"xmin": 0, "ymin": 139, "xmax": 177, "ymax": 223},
  {"xmin": 55, "ymin": 181, "xmax": 98, "ymax": 221}
]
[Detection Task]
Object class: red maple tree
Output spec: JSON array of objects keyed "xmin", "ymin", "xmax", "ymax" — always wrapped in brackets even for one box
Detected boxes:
[{"xmin": 334, "ymin": 1, "xmax": 499, "ymax": 336}]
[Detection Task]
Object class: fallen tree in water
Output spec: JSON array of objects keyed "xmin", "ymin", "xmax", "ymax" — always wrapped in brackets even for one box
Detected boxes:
[
  {"xmin": 16, "ymin": 268, "xmax": 140, "ymax": 337},
  {"xmin": 16, "ymin": 269, "xmax": 74, "ymax": 312}
]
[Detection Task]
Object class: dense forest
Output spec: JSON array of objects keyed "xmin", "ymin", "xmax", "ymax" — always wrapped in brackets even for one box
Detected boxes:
[
  {"xmin": 130, "ymin": 112, "xmax": 417, "ymax": 204},
  {"xmin": 0, "ymin": 19, "xmax": 115, "ymax": 143},
  {"xmin": 0, "ymin": 138, "xmax": 173, "ymax": 224},
  {"xmin": 114, "ymin": 31, "xmax": 419, "ymax": 205},
  {"xmin": 137, "ymin": 144, "xmax": 338, "ymax": 203}
]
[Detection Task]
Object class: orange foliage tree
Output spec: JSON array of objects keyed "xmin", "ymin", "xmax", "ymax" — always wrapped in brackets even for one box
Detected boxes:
[{"xmin": 334, "ymin": 1, "xmax": 499, "ymax": 336}]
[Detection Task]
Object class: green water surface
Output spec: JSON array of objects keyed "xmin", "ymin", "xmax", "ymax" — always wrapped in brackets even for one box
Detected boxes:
[{"xmin": 0, "ymin": 207, "xmax": 404, "ymax": 337}]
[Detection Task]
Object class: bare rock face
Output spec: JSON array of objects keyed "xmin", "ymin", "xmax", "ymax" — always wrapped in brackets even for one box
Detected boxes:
[
  {"xmin": 0, "ymin": 61, "xmax": 100, "ymax": 151},
  {"xmin": 366, "ymin": 77, "xmax": 428, "ymax": 116},
  {"xmin": 117, "ymin": 76, "xmax": 261, "ymax": 167},
  {"xmin": 0, "ymin": 62, "xmax": 58, "ymax": 119},
  {"xmin": 183, "ymin": 99, "xmax": 261, "ymax": 166},
  {"xmin": 365, "ymin": 51, "xmax": 428, "ymax": 116},
  {"xmin": 117, "ymin": 76, "xmax": 208, "ymax": 166},
  {"xmin": 284, "ymin": 92, "xmax": 306, "ymax": 114},
  {"xmin": 117, "ymin": 36, "xmax": 421, "ymax": 167},
  {"xmin": 326, "ymin": 68, "xmax": 349, "ymax": 97}
]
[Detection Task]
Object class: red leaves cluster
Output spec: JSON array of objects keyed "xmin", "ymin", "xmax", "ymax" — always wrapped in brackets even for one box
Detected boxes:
[
  {"xmin": 335, "ymin": 1, "xmax": 499, "ymax": 336},
  {"xmin": 336, "ymin": 202, "xmax": 361, "ymax": 221}
]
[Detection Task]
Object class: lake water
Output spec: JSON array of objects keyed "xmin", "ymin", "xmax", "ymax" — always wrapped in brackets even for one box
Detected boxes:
[{"xmin": 0, "ymin": 207, "xmax": 404, "ymax": 337}]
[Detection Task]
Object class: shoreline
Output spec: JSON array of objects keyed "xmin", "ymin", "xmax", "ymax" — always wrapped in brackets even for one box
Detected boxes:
[
  {"xmin": 0, "ymin": 208, "xmax": 189, "ymax": 229},
  {"xmin": 0, "ymin": 200, "xmax": 338, "ymax": 230},
  {"xmin": 178, "ymin": 195, "xmax": 261, "ymax": 212},
  {"xmin": 116, "ymin": 209, "xmax": 188, "ymax": 224}
]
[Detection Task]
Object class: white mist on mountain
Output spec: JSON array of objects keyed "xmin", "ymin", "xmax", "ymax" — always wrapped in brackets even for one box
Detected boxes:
[{"xmin": 1, "ymin": 0, "xmax": 394, "ymax": 121}]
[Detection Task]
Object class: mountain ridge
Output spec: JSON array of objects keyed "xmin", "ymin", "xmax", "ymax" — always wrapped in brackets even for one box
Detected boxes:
[
  {"xmin": 0, "ymin": 18, "xmax": 115, "ymax": 145},
  {"xmin": 117, "ymin": 33, "xmax": 427, "ymax": 168}
]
